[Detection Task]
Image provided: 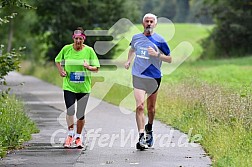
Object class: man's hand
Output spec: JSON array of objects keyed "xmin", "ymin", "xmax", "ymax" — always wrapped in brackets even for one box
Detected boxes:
[
  {"xmin": 148, "ymin": 46, "xmax": 158, "ymax": 57},
  {"xmin": 124, "ymin": 61, "xmax": 130, "ymax": 70},
  {"xmin": 125, "ymin": 48, "xmax": 135, "ymax": 70}
]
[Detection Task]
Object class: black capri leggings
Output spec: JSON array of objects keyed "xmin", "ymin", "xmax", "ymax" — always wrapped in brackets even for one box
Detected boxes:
[{"xmin": 64, "ymin": 90, "xmax": 90, "ymax": 120}]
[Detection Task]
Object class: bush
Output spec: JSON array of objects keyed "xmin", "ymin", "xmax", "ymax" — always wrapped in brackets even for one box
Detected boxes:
[
  {"xmin": 0, "ymin": 45, "xmax": 22, "ymax": 85},
  {"xmin": 202, "ymin": 0, "xmax": 252, "ymax": 59},
  {"xmin": 0, "ymin": 95, "xmax": 39, "ymax": 158}
]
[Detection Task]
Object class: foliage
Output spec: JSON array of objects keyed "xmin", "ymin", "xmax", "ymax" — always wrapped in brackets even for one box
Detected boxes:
[
  {"xmin": 139, "ymin": 0, "xmax": 213, "ymax": 23},
  {"xmin": 0, "ymin": 12, "xmax": 17, "ymax": 25},
  {"xmin": 33, "ymin": 0, "xmax": 141, "ymax": 61},
  {"xmin": 140, "ymin": 0, "xmax": 176, "ymax": 21},
  {"xmin": 0, "ymin": 1, "xmax": 38, "ymax": 158},
  {"xmin": 0, "ymin": 0, "xmax": 31, "ymax": 77},
  {"xmin": 0, "ymin": 0, "xmax": 33, "ymax": 89},
  {"xmin": 188, "ymin": 0, "xmax": 213, "ymax": 24},
  {"xmin": 0, "ymin": 0, "xmax": 33, "ymax": 9},
  {"xmin": 202, "ymin": 0, "xmax": 252, "ymax": 58},
  {"xmin": 0, "ymin": 95, "xmax": 39, "ymax": 158},
  {"xmin": 0, "ymin": 0, "xmax": 37, "ymax": 60},
  {"xmin": 140, "ymin": 0, "xmax": 184, "ymax": 22},
  {"xmin": 174, "ymin": 0, "xmax": 190, "ymax": 22},
  {"xmin": 0, "ymin": 0, "xmax": 215, "ymax": 63},
  {"xmin": 0, "ymin": 46, "xmax": 23, "ymax": 93}
]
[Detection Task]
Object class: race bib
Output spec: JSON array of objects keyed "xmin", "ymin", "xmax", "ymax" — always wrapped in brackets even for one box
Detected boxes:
[
  {"xmin": 136, "ymin": 47, "xmax": 149, "ymax": 59},
  {"xmin": 70, "ymin": 72, "xmax": 85, "ymax": 83}
]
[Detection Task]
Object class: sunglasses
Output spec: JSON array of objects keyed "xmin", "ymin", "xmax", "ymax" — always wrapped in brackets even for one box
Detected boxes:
[
  {"xmin": 74, "ymin": 30, "xmax": 83, "ymax": 35},
  {"xmin": 72, "ymin": 30, "xmax": 86, "ymax": 40}
]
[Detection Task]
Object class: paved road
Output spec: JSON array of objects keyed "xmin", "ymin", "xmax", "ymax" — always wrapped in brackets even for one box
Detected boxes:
[{"xmin": 0, "ymin": 72, "xmax": 211, "ymax": 167}]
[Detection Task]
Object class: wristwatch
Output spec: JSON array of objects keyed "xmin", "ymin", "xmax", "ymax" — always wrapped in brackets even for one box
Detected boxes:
[{"xmin": 157, "ymin": 53, "xmax": 161, "ymax": 58}]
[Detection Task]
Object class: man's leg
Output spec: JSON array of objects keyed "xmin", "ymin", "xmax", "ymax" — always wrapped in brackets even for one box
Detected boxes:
[
  {"xmin": 134, "ymin": 88, "xmax": 148, "ymax": 149},
  {"xmin": 145, "ymin": 77, "xmax": 161, "ymax": 131},
  {"xmin": 134, "ymin": 88, "xmax": 146, "ymax": 133},
  {"xmin": 147, "ymin": 91, "xmax": 158, "ymax": 125},
  {"xmin": 145, "ymin": 91, "xmax": 158, "ymax": 147}
]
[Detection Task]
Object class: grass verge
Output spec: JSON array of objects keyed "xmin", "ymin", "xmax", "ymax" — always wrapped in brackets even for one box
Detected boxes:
[
  {"xmin": 0, "ymin": 95, "xmax": 39, "ymax": 158},
  {"xmin": 157, "ymin": 80, "xmax": 252, "ymax": 167}
]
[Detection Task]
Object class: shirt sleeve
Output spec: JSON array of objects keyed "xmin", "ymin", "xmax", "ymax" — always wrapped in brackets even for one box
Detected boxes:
[
  {"xmin": 130, "ymin": 35, "xmax": 136, "ymax": 50},
  {"xmin": 89, "ymin": 48, "xmax": 100, "ymax": 68},
  {"xmin": 160, "ymin": 42, "xmax": 170, "ymax": 56},
  {"xmin": 55, "ymin": 45, "xmax": 66, "ymax": 62}
]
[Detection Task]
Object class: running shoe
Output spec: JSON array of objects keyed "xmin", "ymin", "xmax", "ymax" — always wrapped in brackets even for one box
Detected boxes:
[
  {"xmin": 136, "ymin": 136, "xmax": 148, "ymax": 150},
  {"xmin": 75, "ymin": 137, "xmax": 83, "ymax": 148},
  {"xmin": 145, "ymin": 124, "xmax": 154, "ymax": 147},
  {"xmin": 64, "ymin": 135, "xmax": 74, "ymax": 148}
]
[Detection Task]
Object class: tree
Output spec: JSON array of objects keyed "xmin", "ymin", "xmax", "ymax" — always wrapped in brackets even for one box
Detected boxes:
[
  {"xmin": 33, "ymin": 0, "xmax": 141, "ymax": 61},
  {"xmin": 0, "ymin": 0, "xmax": 32, "ymax": 94},
  {"xmin": 140, "ymin": 0, "xmax": 176, "ymax": 21},
  {"xmin": 174, "ymin": 0, "xmax": 190, "ymax": 22},
  {"xmin": 202, "ymin": 0, "xmax": 252, "ymax": 58},
  {"xmin": 187, "ymin": 0, "xmax": 213, "ymax": 24},
  {"xmin": 0, "ymin": 0, "xmax": 36, "ymax": 59},
  {"xmin": 141, "ymin": 0, "xmax": 156, "ymax": 15},
  {"xmin": 158, "ymin": 0, "xmax": 176, "ymax": 20}
]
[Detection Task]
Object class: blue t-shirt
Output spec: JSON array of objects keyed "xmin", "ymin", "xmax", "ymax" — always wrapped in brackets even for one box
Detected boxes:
[{"xmin": 130, "ymin": 33, "xmax": 170, "ymax": 78}]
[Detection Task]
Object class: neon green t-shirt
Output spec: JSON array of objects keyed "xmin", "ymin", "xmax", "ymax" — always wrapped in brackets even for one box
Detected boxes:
[{"xmin": 55, "ymin": 44, "xmax": 100, "ymax": 93}]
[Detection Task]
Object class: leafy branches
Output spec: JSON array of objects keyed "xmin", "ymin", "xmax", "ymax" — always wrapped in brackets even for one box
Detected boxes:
[
  {"xmin": 202, "ymin": 0, "xmax": 252, "ymax": 58},
  {"xmin": 34, "ymin": 0, "xmax": 141, "ymax": 60},
  {"xmin": 0, "ymin": 45, "xmax": 23, "ymax": 98},
  {"xmin": 0, "ymin": 0, "xmax": 31, "ymax": 95},
  {"xmin": 0, "ymin": 0, "xmax": 33, "ymax": 9},
  {"xmin": 0, "ymin": 12, "xmax": 17, "ymax": 25},
  {"xmin": 0, "ymin": 45, "xmax": 23, "ymax": 80}
]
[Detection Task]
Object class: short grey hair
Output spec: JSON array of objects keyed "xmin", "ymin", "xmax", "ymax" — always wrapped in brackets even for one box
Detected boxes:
[{"xmin": 143, "ymin": 13, "xmax": 157, "ymax": 24}]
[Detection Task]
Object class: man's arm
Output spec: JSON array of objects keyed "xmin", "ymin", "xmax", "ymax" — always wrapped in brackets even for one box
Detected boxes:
[
  {"xmin": 124, "ymin": 47, "xmax": 135, "ymax": 70},
  {"xmin": 147, "ymin": 47, "xmax": 172, "ymax": 63},
  {"xmin": 158, "ymin": 53, "xmax": 172, "ymax": 63}
]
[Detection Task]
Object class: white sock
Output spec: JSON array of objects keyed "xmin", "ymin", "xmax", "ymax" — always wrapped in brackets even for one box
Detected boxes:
[
  {"xmin": 68, "ymin": 129, "xmax": 75, "ymax": 137},
  {"xmin": 75, "ymin": 133, "xmax": 81, "ymax": 139}
]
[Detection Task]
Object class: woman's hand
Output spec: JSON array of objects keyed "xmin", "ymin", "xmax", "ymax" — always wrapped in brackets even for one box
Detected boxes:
[
  {"xmin": 60, "ymin": 70, "xmax": 67, "ymax": 77},
  {"xmin": 83, "ymin": 60, "xmax": 90, "ymax": 70}
]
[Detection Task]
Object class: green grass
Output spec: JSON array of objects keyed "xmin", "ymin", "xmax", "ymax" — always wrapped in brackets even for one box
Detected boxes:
[
  {"xmin": 162, "ymin": 58, "xmax": 252, "ymax": 90},
  {"xmin": 19, "ymin": 23, "xmax": 252, "ymax": 166},
  {"xmin": 168, "ymin": 24, "xmax": 213, "ymax": 61},
  {"xmin": 157, "ymin": 80, "xmax": 252, "ymax": 167},
  {"xmin": 0, "ymin": 95, "xmax": 39, "ymax": 158}
]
